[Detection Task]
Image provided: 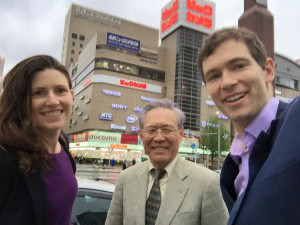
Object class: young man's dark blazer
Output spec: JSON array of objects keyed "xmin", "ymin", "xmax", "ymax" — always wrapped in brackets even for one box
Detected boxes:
[
  {"xmin": 0, "ymin": 132, "xmax": 76, "ymax": 225},
  {"xmin": 221, "ymin": 97, "xmax": 300, "ymax": 225}
]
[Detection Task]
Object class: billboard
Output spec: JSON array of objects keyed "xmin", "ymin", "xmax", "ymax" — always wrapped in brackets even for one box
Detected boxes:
[
  {"xmin": 160, "ymin": 0, "xmax": 215, "ymax": 39},
  {"xmin": 106, "ymin": 32, "xmax": 140, "ymax": 53}
]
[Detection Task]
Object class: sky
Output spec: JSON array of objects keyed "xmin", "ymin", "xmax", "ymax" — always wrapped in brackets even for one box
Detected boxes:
[{"xmin": 1, "ymin": 0, "xmax": 299, "ymax": 75}]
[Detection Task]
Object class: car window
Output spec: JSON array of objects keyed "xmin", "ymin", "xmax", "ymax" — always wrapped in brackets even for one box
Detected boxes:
[{"xmin": 71, "ymin": 188, "xmax": 113, "ymax": 225}]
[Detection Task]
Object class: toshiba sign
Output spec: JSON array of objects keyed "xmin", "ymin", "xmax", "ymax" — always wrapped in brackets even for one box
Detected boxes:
[{"xmin": 160, "ymin": 0, "xmax": 215, "ymax": 39}]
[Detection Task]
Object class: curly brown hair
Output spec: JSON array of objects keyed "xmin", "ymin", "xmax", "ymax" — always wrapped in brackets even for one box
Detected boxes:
[
  {"xmin": 0, "ymin": 55, "xmax": 72, "ymax": 174},
  {"xmin": 197, "ymin": 27, "xmax": 267, "ymax": 83}
]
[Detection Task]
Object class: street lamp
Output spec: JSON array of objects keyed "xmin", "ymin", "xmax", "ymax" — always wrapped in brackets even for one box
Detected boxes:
[{"xmin": 216, "ymin": 111, "xmax": 221, "ymax": 170}]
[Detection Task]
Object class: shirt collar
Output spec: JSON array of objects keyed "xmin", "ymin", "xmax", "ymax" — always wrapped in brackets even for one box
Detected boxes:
[
  {"xmin": 230, "ymin": 97, "xmax": 279, "ymax": 159},
  {"xmin": 148, "ymin": 154, "xmax": 178, "ymax": 178}
]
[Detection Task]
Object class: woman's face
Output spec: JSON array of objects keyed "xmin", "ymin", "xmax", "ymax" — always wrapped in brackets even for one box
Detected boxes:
[{"xmin": 31, "ymin": 69, "xmax": 73, "ymax": 135}]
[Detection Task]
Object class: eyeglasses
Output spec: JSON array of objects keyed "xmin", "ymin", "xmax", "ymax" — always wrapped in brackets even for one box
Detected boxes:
[{"xmin": 142, "ymin": 126, "xmax": 179, "ymax": 137}]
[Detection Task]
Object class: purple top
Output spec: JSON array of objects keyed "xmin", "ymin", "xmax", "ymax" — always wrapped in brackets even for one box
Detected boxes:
[
  {"xmin": 44, "ymin": 147, "xmax": 78, "ymax": 225},
  {"xmin": 230, "ymin": 97, "xmax": 279, "ymax": 197}
]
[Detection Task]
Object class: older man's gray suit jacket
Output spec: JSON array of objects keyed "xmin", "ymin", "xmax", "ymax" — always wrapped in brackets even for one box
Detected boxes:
[{"xmin": 105, "ymin": 156, "xmax": 228, "ymax": 225}]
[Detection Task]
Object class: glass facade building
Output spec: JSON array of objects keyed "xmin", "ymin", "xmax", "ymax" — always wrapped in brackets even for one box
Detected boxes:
[{"xmin": 174, "ymin": 27, "xmax": 204, "ymax": 131}]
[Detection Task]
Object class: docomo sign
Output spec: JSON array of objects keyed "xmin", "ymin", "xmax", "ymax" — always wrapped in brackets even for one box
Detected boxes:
[
  {"xmin": 88, "ymin": 131, "xmax": 121, "ymax": 143},
  {"xmin": 160, "ymin": 0, "xmax": 215, "ymax": 39}
]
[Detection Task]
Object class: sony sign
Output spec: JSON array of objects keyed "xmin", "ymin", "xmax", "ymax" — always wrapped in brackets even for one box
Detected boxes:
[{"xmin": 112, "ymin": 104, "xmax": 128, "ymax": 110}]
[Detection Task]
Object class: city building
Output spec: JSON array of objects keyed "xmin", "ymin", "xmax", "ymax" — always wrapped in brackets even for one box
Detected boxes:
[{"xmin": 61, "ymin": 1, "xmax": 299, "ymax": 165}]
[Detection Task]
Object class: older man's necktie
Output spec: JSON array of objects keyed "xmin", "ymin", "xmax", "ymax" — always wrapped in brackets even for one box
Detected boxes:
[{"xmin": 145, "ymin": 168, "xmax": 166, "ymax": 225}]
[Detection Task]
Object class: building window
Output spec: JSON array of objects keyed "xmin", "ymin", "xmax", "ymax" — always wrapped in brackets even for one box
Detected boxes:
[
  {"xmin": 79, "ymin": 51, "xmax": 81, "ymax": 55},
  {"xmin": 94, "ymin": 58, "xmax": 165, "ymax": 81},
  {"xmin": 71, "ymin": 49, "xmax": 75, "ymax": 54},
  {"xmin": 70, "ymin": 57, "xmax": 73, "ymax": 62},
  {"xmin": 72, "ymin": 42, "xmax": 75, "ymax": 46},
  {"xmin": 79, "ymin": 35, "xmax": 85, "ymax": 41},
  {"xmin": 276, "ymin": 76, "xmax": 297, "ymax": 89},
  {"xmin": 80, "ymin": 43, "xmax": 83, "ymax": 48},
  {"xmin": 72, "ymin": 33, "xmax": 77, "ymax": 39}
]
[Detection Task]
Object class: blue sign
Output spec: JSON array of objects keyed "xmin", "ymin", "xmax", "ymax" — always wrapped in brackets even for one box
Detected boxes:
[
  {"xmin": 107, "ymin": 32, "xmax": 140, "ymax": 53},
  {"xmin": 191, "ymin": 143, "xmax": 196, "ymax": 149}
]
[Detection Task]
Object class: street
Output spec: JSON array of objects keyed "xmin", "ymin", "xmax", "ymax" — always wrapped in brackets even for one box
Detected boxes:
[{"xmin": 76, "ymin": 163, "xmax": 122, "ymax": 184}]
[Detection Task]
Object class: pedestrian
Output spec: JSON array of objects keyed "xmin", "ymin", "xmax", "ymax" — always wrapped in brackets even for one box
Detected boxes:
[
  {"xmin": 0, "ymin": 55, "xmax": 77, "ymax": 225},
  {"xmin": 111, "ymin": 157, "xmax": 115, "ymax": 167},
  {"xmin": 132, "ymin": 158, "xmax": 136, "ymax": 166},
  {"xmin": 122, "ymin": 160, "xmax": 127, "ymax": 170},
  {"xmin": 198, "ymin": 27, "xmax": 300, "ymax": 225}
]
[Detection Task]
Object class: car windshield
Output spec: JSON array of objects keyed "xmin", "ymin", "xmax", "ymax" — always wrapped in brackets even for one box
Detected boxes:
[{"xmin": 71, "ymin": 188, "xmax": 112, "ymax": 225}]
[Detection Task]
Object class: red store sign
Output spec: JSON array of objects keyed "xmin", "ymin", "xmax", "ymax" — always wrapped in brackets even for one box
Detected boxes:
[
  {"xmin": 120, "ymin": 79, "xmax": 147, "ymax": 89},
  {"xmin": 161, "ymin": 0, "xmax": 213, "ymax": 33}
]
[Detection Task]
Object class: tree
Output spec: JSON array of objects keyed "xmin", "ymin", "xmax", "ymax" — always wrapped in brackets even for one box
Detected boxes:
[{"xmin": 200, "ymin": 116, "xmax": 230, "ymax": 169}]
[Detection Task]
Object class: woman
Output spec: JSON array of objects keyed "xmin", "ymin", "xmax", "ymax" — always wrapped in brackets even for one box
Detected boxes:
[{"xmin": 0, "ymin": 55, "xmax": 77, "ymax": 225}]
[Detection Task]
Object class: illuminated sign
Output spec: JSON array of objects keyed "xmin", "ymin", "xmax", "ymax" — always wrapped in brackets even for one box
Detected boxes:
[
  {"xmin": 72, "ymin": 132, "xmax": 89, "ymax": 142},
  {"xmin": 99, "ymin": 112, "xmax": 112, "ymax": 121},
  {"xmin": 112, "ymin": 104, "xmax": 128, "ymax": 110},
  {"xmin": 206, "ymin": 100, "xmax": 215, "ymax": 106},
  {"xmin": 161, "ymin": 0, "xmax": 179, "ymax": 33},
  {"xmin": 141, "ymin": 96, "xmax": 157, "ymax": 102},
  {"xmin": 160, "ymin": 0, "xmax": 215, "ymax": 40},
  {"xmin": 88, "ymin": 131, "xmax": 120, "ymax": 143},
  {"xmin": 120, "ymin": 79, "xmax": 146, "ymax": 90},
  {"xmin": 201, "ymin": 121, "xmax": 218, "ymax": 128},
  {"xmin": 107, "ymin": 32, "xmax": 140, "ymax": 53},
  {"xmin": 126, "ymin": 115, "xmax": 138, "ymax": 124},
  {"xmin": 74, "ymin": 75, "xmax": 162, "ymax": 95},
  {"xmin": 110, "ymin": 144, "xmax": 127, "ymax": 149},
  {"xmin": 186, "ymin": 0, "xmax": 212, "ymax": 29},
  {"xmin": 111, "ymin": 124, "xmax": 126, "ymax": 130},
  {"xmin": 134, "ymin": 106, "xmax": 143, "ymax": 112},
  {"xmin": 217, "ymin": 113, "xmax": 229, "ymax": 120},
  {"xmin": 102, "ymin": 89, "xmax": 121, "ymax": 96},
  {"xmin": 131, "ymin": 126, "xmax": 139, "ymax": 132}
]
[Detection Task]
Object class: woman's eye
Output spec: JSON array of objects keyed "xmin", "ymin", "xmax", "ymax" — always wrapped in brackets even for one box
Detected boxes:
[
  {"xmin": 32, "ymin": 90, "xmax": 44, "ymax": 96},
  {"xmin": 57, "ymin": 88, "xmax": 68, "ymax": 94}
]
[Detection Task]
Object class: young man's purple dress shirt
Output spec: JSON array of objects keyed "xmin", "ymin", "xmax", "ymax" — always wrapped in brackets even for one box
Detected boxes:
[{"xmin": 230, "ymin": 97, "xmax": 279, "ymax": 197}]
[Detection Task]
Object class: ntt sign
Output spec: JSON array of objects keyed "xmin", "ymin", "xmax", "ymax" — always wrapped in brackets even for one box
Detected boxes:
[{"xmin": 160, "ymin": 0, "xmax": 215, "ymax": 40}]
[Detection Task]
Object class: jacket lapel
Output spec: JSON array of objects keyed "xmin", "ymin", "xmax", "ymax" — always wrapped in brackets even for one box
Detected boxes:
[
  {"xmin": 156, "ymin": 157, "xmax": 188, "ymax": 225},
  {"xmin": 24, "ymin": 169, "xmax": 48, "ymax": 225},
  {"xmin": 228, "ymin": 119, "xmax": 280, "ymax": 225},
  {"xmin": 132, "ymin": 163, "xmax": 148, "ymax": 225},
  {"xmin": 220, "ymin": 155, "xmax": 239, "ymax": 212}
]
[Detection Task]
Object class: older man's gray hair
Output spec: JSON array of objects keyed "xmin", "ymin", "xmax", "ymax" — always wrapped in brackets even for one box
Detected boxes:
[{"xmin": 138, "ymin": 98, "xmax": 185, "ymax": 129}]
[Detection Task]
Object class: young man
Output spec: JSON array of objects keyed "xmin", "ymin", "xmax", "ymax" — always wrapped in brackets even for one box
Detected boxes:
[
  {"xmin": 105, "ymin": 98, "xmax": 228, "ymax": 225},
  {"xmin": 198, "ymin": 27, "xmax": 300, "ymax": 225}
]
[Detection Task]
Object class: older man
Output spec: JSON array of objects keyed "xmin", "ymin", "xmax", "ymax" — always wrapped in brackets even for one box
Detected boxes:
[
  {"xmin": 198, "ymin": 27, "xmax": 300, "ymax": 225},
  {"xmin": 105, "ymin": 98, "xmax": 228, "ymax": 225}
]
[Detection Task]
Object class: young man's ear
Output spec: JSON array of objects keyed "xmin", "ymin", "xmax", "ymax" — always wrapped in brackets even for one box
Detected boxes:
[{"xmin": 264, "ymin": 57, "xmax": 275, "ymax": 82}]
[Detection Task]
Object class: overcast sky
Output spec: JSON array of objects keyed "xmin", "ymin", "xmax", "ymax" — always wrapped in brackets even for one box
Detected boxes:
[{"xmin": 1, "ymin": 0, "xmax": 299, "ymax": 75}]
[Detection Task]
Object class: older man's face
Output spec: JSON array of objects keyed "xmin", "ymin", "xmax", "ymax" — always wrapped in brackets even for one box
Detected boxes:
[{"xmin": 139, "ymin": 108, "xmax": 183, "ymax": 169}]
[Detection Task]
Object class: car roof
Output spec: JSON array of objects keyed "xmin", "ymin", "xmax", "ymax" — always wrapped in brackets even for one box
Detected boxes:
[{"xmin": 77, "ymin": 178, "xmax": 115, "ymax": 193}]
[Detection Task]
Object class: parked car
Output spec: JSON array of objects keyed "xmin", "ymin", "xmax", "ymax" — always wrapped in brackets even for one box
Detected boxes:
[{"xmin": 71, "ymin": 178, "xmax": 115, "ymax": 225}]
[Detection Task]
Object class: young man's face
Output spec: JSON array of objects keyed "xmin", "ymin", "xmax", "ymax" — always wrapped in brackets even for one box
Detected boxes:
[{"xmin": 203, "ymin": 40, "xmax": 274, "ymax": 133}]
